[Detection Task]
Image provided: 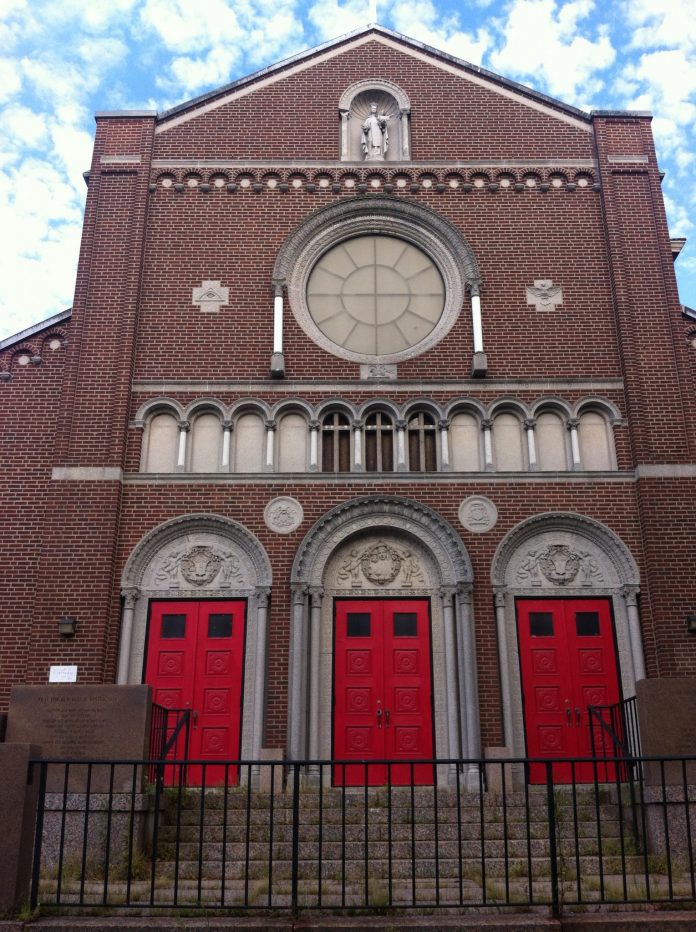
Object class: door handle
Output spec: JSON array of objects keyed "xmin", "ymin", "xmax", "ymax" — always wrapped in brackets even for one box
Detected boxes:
[
  {"xmin": 376, "ymin": 707, "xmax": 382, "ymax": 728},
  {"xmin": 575, "ymin": 708, "xmax": 582, "ymax": 727},
  {"xmin": 385, "ymin": 709, "xmax": 390, "ymax": 727},
  {"xmin": 192, "ymin": 709, "xmax": 198, "ymax": 730},
  {"xmin": 565, "ymin": 707, "xmax": 571, "ymax": 725}
]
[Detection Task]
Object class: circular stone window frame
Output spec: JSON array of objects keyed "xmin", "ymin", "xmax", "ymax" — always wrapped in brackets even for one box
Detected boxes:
[{"xmin": 274, "ymin": 197, "xmax": 481, "ymax": 365}]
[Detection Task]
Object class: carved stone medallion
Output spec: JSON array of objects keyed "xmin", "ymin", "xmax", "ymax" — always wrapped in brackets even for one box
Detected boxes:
[
  {"xmin": 361, "ymin": 544, "xmax": 402, "ymax": 584},
  {"xmin": 180, "ymin": 546, "xmax": 223, "ymax": 586},
  {"xmin": 264, "ymin": 496, "xmax": 304, "ymax": 534},
  {"xmin": 459, "ymin": 495, "xmax": 498, "ymax": 533}
]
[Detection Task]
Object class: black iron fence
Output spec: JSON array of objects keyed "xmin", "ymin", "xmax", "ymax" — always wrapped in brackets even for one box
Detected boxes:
[{"xmin": 30, "ymin": 755, "xmax": 696, "ymax": 917}]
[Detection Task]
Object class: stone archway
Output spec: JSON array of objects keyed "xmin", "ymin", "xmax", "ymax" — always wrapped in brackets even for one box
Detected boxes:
[
  {"xmin": 118, "ymin": 513, "xmax": 272, "ymax": 761},
  {"xmin": 491, "ymin": 512, "xmax": 643, "ymax": 758},
  {"xmin": 289, "ymin": 496, "xmax": 478, "ymax": 784}
]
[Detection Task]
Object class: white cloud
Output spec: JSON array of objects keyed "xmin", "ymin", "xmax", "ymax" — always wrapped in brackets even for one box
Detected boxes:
[
  {"xmin": 0, "ymin": 57, "xmax": 22, "ymax": 103},
  {"xmin": 139, "ymin": 0, "xmax": 242, "ymax": 54},
  {"xmin": 307, "ymin": 0, "xmax": 372, "ymax": 39},
  {"xmin": 623, "ymin": 0, "xmax": 696, "ymax": 52},
  {"xmin": 0, "ymin": 105, "xmax": 47, "ymax": 148},
  {"xmin": 490, "ymin": 0, "xmax": 615, "ymax": 102},
  {"xmin": 389, "ymin": 0, "xmax": 491, "ymax": 63}
]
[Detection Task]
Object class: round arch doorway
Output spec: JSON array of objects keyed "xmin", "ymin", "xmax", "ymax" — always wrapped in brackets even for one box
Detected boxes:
[{"xmin": 289, "ymin": 496, "xmax": 479, "ymax": 787}]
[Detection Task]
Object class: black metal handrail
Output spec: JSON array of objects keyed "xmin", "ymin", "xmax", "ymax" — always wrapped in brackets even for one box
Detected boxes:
[
  {"xmin": 588, "ymin": 696, "xmax": 642, "ymax": 762},
  {"xmin": 148, "ymin": 704, "xmax": 191, "ymax": 785},
  {"xmin": 29, "ymin": 753, "xmax": 696, "ymax": 918}
]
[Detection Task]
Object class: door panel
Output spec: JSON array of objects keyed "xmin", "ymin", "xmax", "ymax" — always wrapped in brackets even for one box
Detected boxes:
[
  {"xmin": 334, "ymin": 599, "xmax": 434, "ymax": 786},
  {"xmin": 517, "ymin": 598, "xmax": 621, "ymax": 783},
  {"xmin": 145, "ymin": 600, "xmax": 246, "ymax": 786}
]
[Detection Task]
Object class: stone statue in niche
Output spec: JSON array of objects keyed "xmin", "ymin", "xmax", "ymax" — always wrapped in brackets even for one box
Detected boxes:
[{"xmin": 362, "ymin": 103, "xmax": 389, "ymax": 161}]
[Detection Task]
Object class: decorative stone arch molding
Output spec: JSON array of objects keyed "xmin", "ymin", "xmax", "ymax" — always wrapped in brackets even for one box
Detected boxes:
[
  {"xmin": 118, "ymin": 514, "xmax": 272, "ymax": 762},
  {"xmin": 338, "ymin": 79, "xmax": 411, "ymax": 162},
  {"xmin": 288, "ymin": 496, "xmax": 480, "ymax": 784},
  {"xmin": 490, "ymin": 512, "xmax": 643, "ymax": 757},
  {"xmin": 274, "ymin": 197, "xmax": 481, "ymax": 366}
]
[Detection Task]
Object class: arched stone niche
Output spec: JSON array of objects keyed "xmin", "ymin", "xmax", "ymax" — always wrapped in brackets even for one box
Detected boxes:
[
  {"xmin": 339, "ymin": 79, "xmax": 411, "ymax": 162},
  {"xmin": 118, "ymin": 514, "xmax": 272, "ymax": 762},
  {"xmin": 491, "ymin": 512, "xmax": 643, "ymax": 759},
  {"xmin": 289, "ymin": 496, "xmax": 479, "ymax": 785}
]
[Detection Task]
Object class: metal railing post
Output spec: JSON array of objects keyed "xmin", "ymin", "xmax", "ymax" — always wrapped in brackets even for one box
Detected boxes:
[
  {"xmin": 545, "ymin": 760, "xmax": 560, "ymax": 918},
  {"xmin": 290, "ymin": 761, "xmax": 300, "ymax": 914},
  {"xmin": 29, "ymin": 761, "xmax": 47, "ymax": 911}
]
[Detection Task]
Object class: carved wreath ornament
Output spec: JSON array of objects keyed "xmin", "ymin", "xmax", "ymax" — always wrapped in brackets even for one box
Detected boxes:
[
  {"xmin": 516, "ymin": 544, "xmax": 604, "ymax": 587},
  {"xmin": 337, "ymin": 542, "xmax": 425, "ymax": 588},
  {"xmin": 154, "ymin": 545, "xmax": 243, "ymax": 588}
]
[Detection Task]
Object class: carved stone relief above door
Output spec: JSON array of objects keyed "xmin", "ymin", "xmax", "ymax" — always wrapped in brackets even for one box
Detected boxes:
[{"xmin": 325, "ymin": 532, "xmax": 434, "ymax": 592}]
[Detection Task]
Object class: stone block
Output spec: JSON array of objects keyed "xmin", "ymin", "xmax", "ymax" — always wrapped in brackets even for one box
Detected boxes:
[
  {"xmin": 636, "ymin": 677, "xmax": 696, "ymax": 784},
  {"xmin": 257, "ymin": 748, "xmax": 284, "ymax": 795},
  {"xmin": 0, "ymin": 743, "xmax": 41, "ymax": 913},
  {"xmin": 6, "ymin": 685, "xmax": 151, "ymax": 792}
]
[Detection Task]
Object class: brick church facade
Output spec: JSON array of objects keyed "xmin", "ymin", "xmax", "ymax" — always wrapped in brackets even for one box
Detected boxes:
[{"xmin": 2, "ymin": 25, "xmax": 695, "ymax": 778}]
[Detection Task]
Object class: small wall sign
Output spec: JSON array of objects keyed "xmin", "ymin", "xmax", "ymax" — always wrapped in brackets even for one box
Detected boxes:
[{"xmin": 48, "ymin": 664, "xmax": 78, "ymax": 683}]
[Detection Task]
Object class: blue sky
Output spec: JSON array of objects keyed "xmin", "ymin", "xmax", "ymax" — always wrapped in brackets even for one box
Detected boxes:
[{"xmin": 1, "ymin": 0, "xmax": 694, "ymax": 340}]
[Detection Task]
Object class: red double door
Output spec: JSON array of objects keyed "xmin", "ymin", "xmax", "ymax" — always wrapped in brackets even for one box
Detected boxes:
[
  {"xmin": 333, "ymin": 599, "xmax": 435, "ymax": 786},
  {"xmin": 516, "ymin": 598, "xmax": 621, "ymax": 783},
  {"xmin": 144, "ymin": 600, "xmax": 246, "ymax": 786}
]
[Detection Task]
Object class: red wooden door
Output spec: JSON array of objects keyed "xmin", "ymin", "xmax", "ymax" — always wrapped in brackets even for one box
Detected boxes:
[
  {"xmin": 145, "ymin": 600, "xmax": 246, "ymax": 786},
  {"xmin": 516, "ymin": 598, "xmax": 621, "ymax": 783},
  {"xmin": 333, "ymin": 599, "xmax": 434, "ymax": 786}
]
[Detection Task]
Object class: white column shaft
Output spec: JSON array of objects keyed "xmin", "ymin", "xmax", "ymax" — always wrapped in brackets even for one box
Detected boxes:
[
  {"xmin": 309, "ymin": 427, "xmax": 319, "ymax": 471},
  {"xmin": 273, "ymin": 293, "xmax": 283, "ymax": 354},
  {"xmin": 471, "ymin": 293, "xmax": 484, "ymax": 353},
  {"xmin": 265, "ymin": 427, "xmax": 275, "ymax": 470},
  {"xmin": 221, "ymin": 428, "xmax": 231, "ymax": 469},
  {"xmin": 396, "ymin": 427, "xmax": 407, "ymax": 470},
  {"xmin": 177, "ymin": 427, "xmax": 187, "ymax": 468},
  {"xmin": 457, "ymin": 595, "xmax": 480, "ymax": 760},
  {"xmin": 526, "ymin": 427, "xmax": 537, "ymax": 470},
  {"xmin": 483, "ymin": 426, "xmax": 494, "ymax": 469},
  {"xmin": 440, "ymin": 425, "xmax": 450, "ymax": 469},
  {"xmin": 353, "ymin": 425, "xmax": 363, "ymax": 470},
  {"xmin": 570, "ymin": 426, "xmax": 581, "ymax": 468}
]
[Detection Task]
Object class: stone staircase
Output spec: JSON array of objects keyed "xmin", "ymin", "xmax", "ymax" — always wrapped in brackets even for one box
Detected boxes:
[{"xmin": 38, "ymin": 781, "xmax": 696, "ymax": 912}]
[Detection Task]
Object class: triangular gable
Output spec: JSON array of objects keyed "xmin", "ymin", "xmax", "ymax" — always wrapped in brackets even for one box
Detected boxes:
[
  {"xmin": 0, "ymin": 309, "xmax": 71, "ymax": 352},
  {"xmin": 156, "ymin": 25, "xmax": 591, "ymax": 135}
]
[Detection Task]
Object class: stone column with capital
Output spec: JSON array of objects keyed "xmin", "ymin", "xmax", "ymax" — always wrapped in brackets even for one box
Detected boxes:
[
  {"xmin": 308, "ymin": 419, "xmax": 320, "ymax": 472},
  {"xmin": 567, "ymin": 417, "xmax": 581, "ymax": 470},
  {"xmin": 439, "ymin": 418, "xmax": 450, "ymax": 471},
  {"xmin": 524, "ymin": 418, "xmax": 538, "ymax": 471},
  {"xmin": 482, "ymin": 418, "xmax": 494, "ymax": 471},
  {"xmin": 176, "ymin": 420, "xmax": 190, "ymax": 471},
  {"xmin": 494, "ymin": 590, "xmax": 514, "ymax": 750},
  {"xmin": 440, "ymin": 587, "xmax": 460, "ymax": 782},
  {"xmin": 456, "ymin": 586, "xmax": 481, "ymax": 788},
  {"xmin": 264, "ymin": 419, "xmax": 276, "ymax": 472},
  {"xmin": 352, "ymin": 419, "xmax": 364, "ymax": 472},
  {"xmin": 251, "ymin": 587, "xmax": 271, "ymax": 769},
  {"xmin": 288, "ymin": 586, "xmax": 308, "ymax": 759},
  {"xmin": 308, "ymin": 586, "xmax": 324, "ymax": 777},
  {"xmin": 395, "ymin": 419, "xmax": 407, "ymax": 471},
  {"xmin": 623, "ymin": 587, "xmax": 646, "ymax": 682},
  {"xmin": 221, "ymin": 420, "xmax": 233, "ymax": 470},
  {"xmin": 117, "ymin": 588, "xmax": 139, "ymax": 684}
]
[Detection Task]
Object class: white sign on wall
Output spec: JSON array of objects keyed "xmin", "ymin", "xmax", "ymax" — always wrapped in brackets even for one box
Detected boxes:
[{"xmin": 48, "ymin": 665, "xmax": 78, "ymax": 683}]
